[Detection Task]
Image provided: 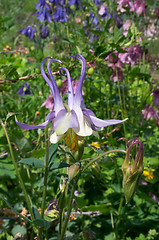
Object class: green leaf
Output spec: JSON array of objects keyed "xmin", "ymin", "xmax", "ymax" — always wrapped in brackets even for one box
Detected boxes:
[
  {"xmin": 49, "ymin": 145, "xmax": 58, "ymax": 169},
  {"xmin": 50, "ymin": 162, "xmax": 70, "ymax": 170},
  {"xmin": 0, "ymin": 158, "xmax": 16, "ymax": 179},
  {"xmin": 33, "ymin": 219, "xmax": 50, "ymax": 230},
  {"xmin": 11, "ymin": 225, "xmax": 26, "ymax": 237},
  {"xmin": 14, "ymin": 137, "xmax": 32, "ymax": 152},
  {"xmin": 32, "ymin": 207, "xmax": 41, "ymax": 219},
  {"xmin": 0, "ymin": 195, "xmax": 31, "ymax": 223},
  {"xmin": 19, "ymin": 158, "xmax": 44, "ymax": 168},
  {"xmin": 29, "ymin": 149, "xmax": 46, "ymax": 158}
]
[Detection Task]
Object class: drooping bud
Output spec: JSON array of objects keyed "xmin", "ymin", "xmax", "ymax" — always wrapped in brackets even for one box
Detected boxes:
[
  {"xmin": 119, "ymin": 138, "xmax": 143, "ymax": 203},
  {"xmin": 68, "ymin": 162, "xmax": 80, "ymax": 181}
]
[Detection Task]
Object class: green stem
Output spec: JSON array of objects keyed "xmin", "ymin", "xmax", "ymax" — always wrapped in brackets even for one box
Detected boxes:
[
  {"xmin": 41, "ymin": 125, "xmax": 50, "ymax": 219},
  {"xmin": 59, "ymin": 180, "xmax": 69, "ymax": 237},
  {"xmin": 82, "ymin": 149, "xmax": 126, "ymax": 173},
  {"xmin": 0, "ymin": 120, "xmax": 34, "ymax": 220},
  {"xmin": 117, "ymin": 78, "xmax": 126, "ymax": 136},
  {"xmin": 115, "ymin": 196, "xmax": 124, "ymax": 238},
  {"xmin": 59, "ymin": 176, "xmax": 79, "ymax": 240},
  {"xmin": 110, "ymin": 212, "xmax": 116, "ymax": 239}
]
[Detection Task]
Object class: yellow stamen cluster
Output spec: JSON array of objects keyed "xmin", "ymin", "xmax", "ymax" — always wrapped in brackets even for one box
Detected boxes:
[
  {"xmin": 23, "ymin": 87, "xmax": 27, "ymax": 92},
  {"xmin": 63, "ymin": 129, "xmax": 78, "ymax": 152},
  {"xmin": 143, "ymin": 168, "xmax": 155, "ymax": 180}
]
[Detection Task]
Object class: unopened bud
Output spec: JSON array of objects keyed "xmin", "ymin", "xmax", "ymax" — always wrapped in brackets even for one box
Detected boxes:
[
  {"xmin": 72, "ymin": 139, "xmax": 85, "ymax": 161},
  {"xmin": 68, "ymin": 163, "xmax": 80, "ymax": 181},
  {"xmin": 119, "ymin": 138, "xmax": 143, "ymax": 203}
]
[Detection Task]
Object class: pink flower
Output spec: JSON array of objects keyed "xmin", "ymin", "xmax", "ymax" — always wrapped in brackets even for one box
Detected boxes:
[
  {"xmin": 119, "ymin": 46, "xmax": 142, "ymax": 67},
  {"xmin": 142, "ymin": 104, "xmax": 158, "ymax": 120},
  {"xmin": 59, "ymin": 78, "xmax": 84, "ymax": 96},
  {"xmin": 117, "ymin": 0, "xmax": 135, "ymax": 12},
  {"xmin": 139, "ymin": 180, "xmax": 148, "ymax": 185},
  {"xmin": 122, "ymin": 20, "xmax": 131, "ymax": 36},
  {"xmin": 134, "ymin": 0, "xmax": 145, "ymax": 16},
  {"xmin": 153, "ymin": 88, "xmax": 159, "ymax": 109},
  {"xmin": 41, "ymin": 93, "xmax": 54, "ymax": 110},
  {"xmin": 105, "ymin": 52, "xmax": 124, "ymax": 82}
]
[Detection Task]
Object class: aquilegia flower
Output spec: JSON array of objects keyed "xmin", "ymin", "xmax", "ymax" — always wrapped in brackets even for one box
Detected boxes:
[
  {"xmin": 20, "ymin": 25, "xmax": 35, "ymax": 40},
  {"xmin": 36, "ymin": 0, "xmax": 52, "ymax": 22},
  {"xmin": 54, "ymin": 7, "xmax": 67, "ymax": 22},
  {"xmin": 119, "ymin": 137, "xmax": 143, "ymax": 203},
  {"xmin": 17, "ymin": 83, "xmax": 32, "ymax": 100},
  {"xmin": 16, "ymin": 54, "xmax": 127, "ymax": 143}
]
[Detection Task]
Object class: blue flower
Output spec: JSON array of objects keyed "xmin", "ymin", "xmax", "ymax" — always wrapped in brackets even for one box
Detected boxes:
[
  {"xmin": 41, "ymin": 25, "xmax": 49, "ymax": 38},
  {"xmin": 20, "ymin": 25, "xmax": 35, "ymax": 40},
  {"xmin": 36, "ymin": 0, "xmax": 52, "ymax": 22},
  {"xmin": 16, "ymin": 55, "xmax": 127, "ymax": 143},
  {"xmin": 54, "ymin": 7, "xmax": 67, "ymax": 22},
  {"xmin": 89, "ymin": 13, "xmax": 98, "ymax": 25},
  {"xmin": 17, "ymin": 83, "xmax": 32, "ymax": 100}
]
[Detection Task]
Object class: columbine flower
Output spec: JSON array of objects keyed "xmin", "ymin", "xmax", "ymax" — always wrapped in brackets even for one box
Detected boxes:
[
  {"xmin": 17, "ymin": 83, "xmax": 32, "ymax": 100},
  {"xmin": 20, "ymin": 25, "xmax": 35, "ymax": 40},
  {"xmin": 142, "ymin": 104, "xmax": 158, "ymax": 120},
  {"xmin": 41, "ymin": 25, "xmax": 49, "ymax": 39},
  {"xmin": 36, "ymin": 0, "xmax": 52, "ymax": 22},
  {"xmin": 41, "ymin": 93, "xmax": 54, "ymax": 110},
  {"xmin": 16, "ymin": 54, "xmax": 127, "ymax": 143},
  {"xmin": 119, "ymin": 138, "xmax": 143, "ymax": 203},
  {"xmin": 105, "ymin": 52, "xmax": 124, "ymax": 82},
  {"xmin": 134, "ymin": 0, "xmax": 145, "ymax": 17},
  {"xmin": 117, "ymin": 0, "xmax": 135, "ymax": 13},
  {"xmin": 54, "ymin": 7, "xmax": 67, "ymax": 22},
  {"xmin": 143, "ymin": 168, "xmax": 155, "ymax": 180}
]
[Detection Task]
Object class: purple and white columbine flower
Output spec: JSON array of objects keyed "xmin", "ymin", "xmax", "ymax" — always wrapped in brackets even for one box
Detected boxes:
[
  {"xmin": 16, "ymin": 54, "xmax": 127, "ymax": 143},
  {"xmin": 17, "ymin": 83, "xmax": 32, "ymax": 100}
]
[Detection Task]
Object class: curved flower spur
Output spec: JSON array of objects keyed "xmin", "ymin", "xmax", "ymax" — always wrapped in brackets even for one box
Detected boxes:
[{"xmin": 16, "ymin": 54, "xmax": 127, "ymax": 143}]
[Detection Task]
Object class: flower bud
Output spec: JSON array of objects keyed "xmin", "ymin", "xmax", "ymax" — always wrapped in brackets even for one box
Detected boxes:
[
  {"xmin": 68, "ymin": 163, "xmax": 80, "ymax": 181},
  {"xmin": 119, "ymin": 138, "xmax": 143, "ymax": 203},
  {"xmin": 72, "ymin": 139, "xmax": 85, "ymax": 161}
]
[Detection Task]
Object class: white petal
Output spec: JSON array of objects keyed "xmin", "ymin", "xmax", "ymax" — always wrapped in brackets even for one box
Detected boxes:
[
  {"xmin": 50, "ymin": 132, "xmax": 62, "ymax": 143},
  {"xmin": 73, "ymin": 107, "xmax": 93, "ymax": 136},
  {"xmin": 55, "ymin": 111, "xmax": 78, "ymax": 135}
]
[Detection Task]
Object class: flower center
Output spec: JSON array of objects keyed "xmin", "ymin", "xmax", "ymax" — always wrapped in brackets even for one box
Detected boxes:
[{"xmin": 63, "ymin": 128, "xmax": 78, "ymax": 152}]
